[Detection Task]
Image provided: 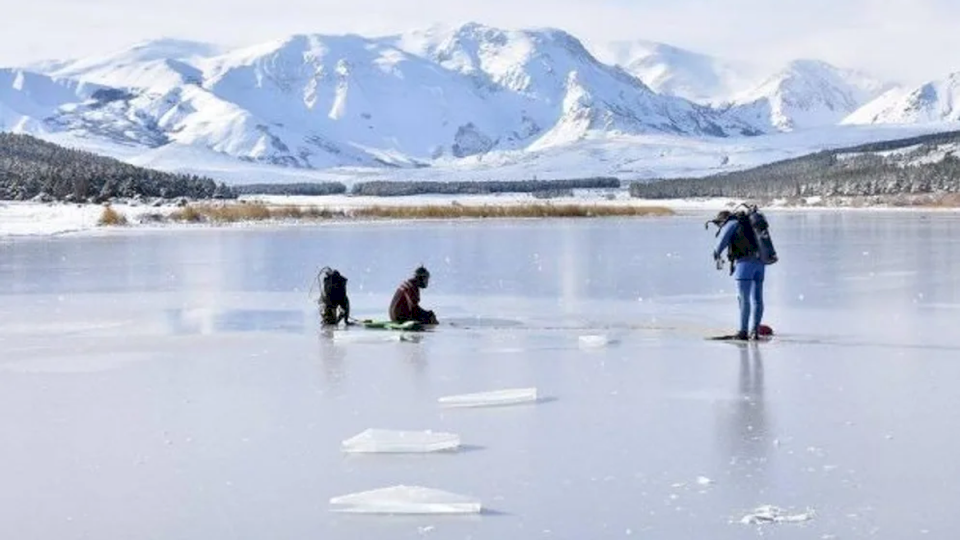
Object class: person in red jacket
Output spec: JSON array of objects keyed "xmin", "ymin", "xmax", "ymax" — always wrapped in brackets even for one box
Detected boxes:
[{"xmin": 389, "ymin": 266, "xmax": 438, "ymax": 324}]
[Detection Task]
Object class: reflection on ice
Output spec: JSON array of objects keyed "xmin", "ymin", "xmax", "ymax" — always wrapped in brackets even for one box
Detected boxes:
[
  {"xmin": 438, "ymin": 387, "xmax": 539, "ymax": 408},
  {"xmin": 720, "ymin": 342, "xmax": 772, "ymax": 495},
  {"xmin": 329, "ymin": 485, "xmax": 482, "ymax": 514},
  {"xmin": 341, "ymin": 429, "xmax": 461, "ymax": 453}
]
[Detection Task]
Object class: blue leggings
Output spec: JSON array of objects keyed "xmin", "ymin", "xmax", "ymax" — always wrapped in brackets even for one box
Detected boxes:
[{"xmin": 737, "ymin": 278, "xmax": 764, "ymax": 334}]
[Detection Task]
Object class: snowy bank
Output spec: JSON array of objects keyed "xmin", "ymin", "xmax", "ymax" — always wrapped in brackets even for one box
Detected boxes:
[{"xmin": 2, "ymin": 191, "xmax": 959, "ymax": 237}]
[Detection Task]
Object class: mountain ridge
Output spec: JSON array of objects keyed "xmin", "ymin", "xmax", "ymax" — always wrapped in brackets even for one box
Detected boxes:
[{"xmin": 0, "ymin": 22, "xmax": 955, "ymax": 183}]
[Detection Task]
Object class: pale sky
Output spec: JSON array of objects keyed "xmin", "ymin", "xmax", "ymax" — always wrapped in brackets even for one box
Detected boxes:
[{"xmin": 4, "ymin": 0, "xmax": 960, "ymax": 85}]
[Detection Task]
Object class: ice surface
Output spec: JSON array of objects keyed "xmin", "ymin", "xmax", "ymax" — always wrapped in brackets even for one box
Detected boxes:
[
  {"xmin": 329, "ymin": 485, "xmax": 481, "ymax": 514},
  {"xmin": 341, "ymin": 429, "xmax": 461, "ymax": 453},
  {"xmin": 438, "ymin": 387, "xmax": 538, "ymax": 408},
  {"xmin": 1, "ymin": 215, "xmax": 960, "ymax": 540}
]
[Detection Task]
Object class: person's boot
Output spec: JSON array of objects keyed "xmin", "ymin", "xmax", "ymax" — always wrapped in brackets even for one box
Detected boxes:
[{"xmin": 735, "ymin": 330, "xmax": 749, "ymax": 340}]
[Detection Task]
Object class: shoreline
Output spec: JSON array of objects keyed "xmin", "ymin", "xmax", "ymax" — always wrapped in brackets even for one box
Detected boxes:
[{"xmin": 3, "ymin": 192, "xmax": 960, "ymax": 237}]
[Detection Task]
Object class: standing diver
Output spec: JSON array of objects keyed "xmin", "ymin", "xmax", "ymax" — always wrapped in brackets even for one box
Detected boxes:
[{"xmin": 709, "ymin": 209, "xmax": 776, "ymax": 340}]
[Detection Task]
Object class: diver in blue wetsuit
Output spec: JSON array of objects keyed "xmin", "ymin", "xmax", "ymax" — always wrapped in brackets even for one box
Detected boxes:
[{"xmin": 711, "ymin": 210, "xmax": 766, "ymax": 340}]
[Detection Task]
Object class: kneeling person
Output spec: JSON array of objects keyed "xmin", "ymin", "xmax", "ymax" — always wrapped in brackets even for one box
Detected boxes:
[{"xmin": 389, "ymin": 266, "xmax": 438, "ymax": 325}]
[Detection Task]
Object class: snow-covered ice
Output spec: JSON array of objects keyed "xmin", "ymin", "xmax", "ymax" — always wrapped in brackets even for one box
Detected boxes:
[
  {"xmin": 341, "ymin": 429, "xmax": 461, "ymax": 453},
  {"xmin": 329, "ymin": 485, "xmax": 481, "ymax": 514}
]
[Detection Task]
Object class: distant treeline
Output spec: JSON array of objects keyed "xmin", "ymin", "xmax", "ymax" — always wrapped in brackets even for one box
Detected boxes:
[
  {"xmin": 629, "ymin": 130, "xmax": 960, "ymax": 200},
  {"xmin": 0, "ymin": 133, "xmax": 235, "ymax": 201},
  {"xmin": 231, "ymin": 178, "xmax": 618, "ymax": 197},
  {"xmin": 232, "ymin": 182, "xmax": 348, "ymax": 196},
  {"xmin": 350, "ymin": 177, "xmax": 620, "ymax": 196}
]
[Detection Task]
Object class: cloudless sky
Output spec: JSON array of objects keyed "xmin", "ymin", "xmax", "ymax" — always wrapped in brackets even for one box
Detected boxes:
[{"xmin": 4, "ymin": 0, "xmax": 959, "ymax": 85}]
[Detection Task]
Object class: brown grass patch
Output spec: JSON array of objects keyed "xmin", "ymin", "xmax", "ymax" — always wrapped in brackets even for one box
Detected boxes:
[
  {"xmin": 97, "ymin": 205, "xmax": 128, "ymax": 226},
  {"xmin": 349, "ymin": 203, "xmax": 675, "ymax": 219},
  {"xmin": 160, "ymin": 201, "xmax": 673, "ymax": 224},
  {"xmin": 167, "ymin": 202, "xmax": 342, "ymax": 223},
  {"xmin": 919, "ymin": 193, "xmax": 960, "ymax": 208}
]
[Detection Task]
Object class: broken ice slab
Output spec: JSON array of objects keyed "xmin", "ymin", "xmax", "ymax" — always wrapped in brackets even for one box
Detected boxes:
[
  {"xmin": 341, "ymin": 429, "xmax": 461, "ymax": 453},
  {"xmin": 578, "ymin": 334, "xmax": 610, "ymax": 348},
  {"xmin": 331, "ymin": 332, "xmax": 417, "ymax": 344},
  {"xmin": 329, "ymin": 485, "xmax": 482, "ymax": 514},
  {"xmin": 740, "ymin": 505, "xmax": 815, "ymax": 525},
  {"xmin": 438, "ymin": 387, "xmax": 538, "ymax": 408}
]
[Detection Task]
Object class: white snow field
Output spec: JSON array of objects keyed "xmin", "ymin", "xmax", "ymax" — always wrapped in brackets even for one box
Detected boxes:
[{"xmin": 1, "ymin": 212, "xmax": 959, "ymax": 539}]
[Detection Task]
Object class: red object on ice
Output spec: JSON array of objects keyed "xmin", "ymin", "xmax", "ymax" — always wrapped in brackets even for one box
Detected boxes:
[{"xmin": 757, "ymin": 324, "xmax": 774, "ymax": 336}]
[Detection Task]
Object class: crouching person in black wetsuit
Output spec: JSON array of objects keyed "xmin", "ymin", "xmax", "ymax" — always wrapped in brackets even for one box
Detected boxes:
[
  {"xmin": 318, "ymin": 267, "xmax": 352, "ymax": 326},
  {"xmin": 389, "ymin": 266, "xmax": 438, "ymax": 325}
]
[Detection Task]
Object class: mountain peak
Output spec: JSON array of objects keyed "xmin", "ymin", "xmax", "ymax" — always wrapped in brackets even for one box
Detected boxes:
[
  {"xmin": 844, "ymin": 70, "xmax": 960, "ymax": 125},
  {"xmin": 125, "ymin": 37, "xmax": 223, "ymax": 60},
  {"xmin": 591, "ymin": 39, "xmax": 762, "ymax": 104},
  {"xmin": 725, "ymin": 57, "xmax": 893, "ymax": 131},
  {"xmin": 784, "ymin": 58, "xmax": 834, "ymax": 72}
]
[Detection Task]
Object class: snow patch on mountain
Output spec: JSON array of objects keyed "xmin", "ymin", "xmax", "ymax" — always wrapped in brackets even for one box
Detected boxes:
[
  {"xmin": 836, "ymin": 140, "xmax": 960, "ymax": 168},
  {"xmin": 0, "ymin": 68, "xmax": 102, "ymax": 131},
  {"xmin": 591, "ymin": 39, "xmax": 762, "ymax": 104},
  {"xmin": 42, "ymin": 38, "xmax": 219, "ymax": 90}
]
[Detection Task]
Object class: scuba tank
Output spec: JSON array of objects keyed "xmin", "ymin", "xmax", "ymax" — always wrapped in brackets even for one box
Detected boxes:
[{"xmin": 740, "ymin": 204, "xmax": 778, "ymax": 265}]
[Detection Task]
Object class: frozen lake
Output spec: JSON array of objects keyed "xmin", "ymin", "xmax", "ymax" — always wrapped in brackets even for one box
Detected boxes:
[{"xmin": 2, "ymin": 212, "xmax": 960, "ymax": 539}]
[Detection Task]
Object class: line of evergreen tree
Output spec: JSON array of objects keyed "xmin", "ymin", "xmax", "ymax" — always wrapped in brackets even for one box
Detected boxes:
[
  {"xmin": 0, "ymin": 133, "xmax": 236, "ymax": 201},
  {"xmin": 232, "ymin": 182, "xmax": 348, "ymax": 196},
  {"xmin": 351, "ymin": 177, "xmax": 620, "ymax": 196},
  {"xmin": 629, "ymin": 130, "xmax": 960, "ymax": 199}
]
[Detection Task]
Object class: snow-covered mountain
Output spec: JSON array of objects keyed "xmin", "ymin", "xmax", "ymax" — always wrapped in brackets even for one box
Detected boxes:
[
  {"xmin": 3, "ymin": 24, "xmax": 760, "ymax": 170},
  {"xmin": 383, "ymin": 24, "xmax": 757, "ymax": 146},
  {"xmin": 843, "ymin": 72, "xmax": 960, "ymax": 125},
  {"xmin": 0, "ymin": 23, "xmax": 948, "ymax": 182},
  {"xmin": 590, "ymin": 40, "xmax": 761, "ymax": 104},
  {"xmin": 588, "ymin": 44, "xmax": 897, "ymax": 133},
  {"xmin": 726, "ymin": 59, "xmax": 893, "ymax": 132}
]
